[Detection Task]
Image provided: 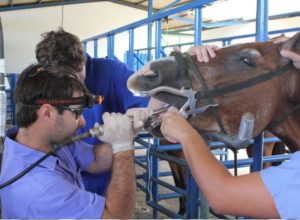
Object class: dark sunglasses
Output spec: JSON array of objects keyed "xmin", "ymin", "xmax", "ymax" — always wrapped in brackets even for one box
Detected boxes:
[{"xmin": 56, "ymin": 105, "xmax": 84, "ymax": 120}]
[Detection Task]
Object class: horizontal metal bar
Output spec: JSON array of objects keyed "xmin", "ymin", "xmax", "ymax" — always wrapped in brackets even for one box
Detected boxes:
[
  {"xmin": 222, "ymin": 154, "xmax": 291, "ymax": 169},
  {"xmin": 147, "ymin": 201, "xmax": 184, "ymax": 219},
  {"xmin": 132, "ymin": 26, "xmax": 300, "ymax": 53},
  {"xmin": 134, "ymin": 155, "xmax": 147, "ymax": 160},
  {"xmin": 136, "ymin": 174, "xmax": 145, "ymax": 179},
  {"xmin": 158, "ymin": 192, "xmax": 183, "ymax": 200},
  {"xmin": 134, "ymin": 138, "xmax": 153, "ymax": 148},
  {"xmin": 136, "ymin": 181, "xmax": 147, "ymax": 192},
  {"xmin": 155, "ymin": 144, "xmax": 183, "ymax": 151},
  {"xmin": 137, "ymin": 132, "xmax": 153, "ymax": 138},
  {"xmin": 159, "ymin": 171, "xmax": 173, "ymax": 177},
  {"xmin": 134, "ymin": 159, "xmax": 147, "ymax": 169},
  {"xmin": 150, "ymin": 177, "xmax": 187, "ymax": 196},
  {"xmin": 150, "ymin": 150, "xmax": 188, "ymax": 166}
]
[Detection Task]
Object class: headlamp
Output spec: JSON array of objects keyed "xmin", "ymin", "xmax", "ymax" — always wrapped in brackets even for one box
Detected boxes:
[{"xmin": 28, "ymin": 94, "xmax": 103, "ymax": 108}]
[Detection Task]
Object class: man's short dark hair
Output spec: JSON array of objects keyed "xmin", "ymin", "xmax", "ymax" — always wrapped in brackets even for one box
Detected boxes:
[
  {"xmin": 14, "ymin": 64, "xmax": 88, "ymax": 128},
  {"xmin": 36, "ymin": 28, "xmax": 86, "ymax": 72}
]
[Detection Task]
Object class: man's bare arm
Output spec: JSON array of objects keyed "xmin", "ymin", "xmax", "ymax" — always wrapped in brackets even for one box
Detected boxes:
[
  {"xmin": 86, "ymin": 143, "xmax": 113, "ymax": 174},
  {"xmin": 101, "ymin": 150, "xmax": 135, "ymax": 218}
]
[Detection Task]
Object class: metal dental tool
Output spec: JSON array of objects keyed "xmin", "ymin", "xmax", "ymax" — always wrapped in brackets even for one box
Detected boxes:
[{"xmin": 144, "ymin": 104, "xmax": 172, "ymax": 129}]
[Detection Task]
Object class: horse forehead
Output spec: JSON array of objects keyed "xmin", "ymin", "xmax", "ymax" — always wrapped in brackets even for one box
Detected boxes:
[
  {"xmin": 149, "ymin": 56, "xmax": 176, "ymax": 69},
  {"xmin": 138, "ymin": 56, "xmax": 176, "ymax": 76}
]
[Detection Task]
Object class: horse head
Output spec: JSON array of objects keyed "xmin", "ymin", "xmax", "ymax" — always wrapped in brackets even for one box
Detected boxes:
[{"xmin": 128, "ymin": 32, "xmax": 300, "ymax": 150}]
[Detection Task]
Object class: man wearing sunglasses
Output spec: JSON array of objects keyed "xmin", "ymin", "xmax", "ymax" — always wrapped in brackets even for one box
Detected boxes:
[{"xmin": 0, "ymin": 64, "xmax": 151, "ymax": 218}]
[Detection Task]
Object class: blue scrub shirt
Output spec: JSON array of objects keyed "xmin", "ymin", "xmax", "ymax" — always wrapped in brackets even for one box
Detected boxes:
[{"xmin": 0, "ymin": 127, "xmax": 105, "ymax": 218}]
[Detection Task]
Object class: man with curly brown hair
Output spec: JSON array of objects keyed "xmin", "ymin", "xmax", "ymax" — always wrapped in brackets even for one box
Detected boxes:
[{"xmin": 36, "ymin": 28, "xmax": 150, "ymax": 197}]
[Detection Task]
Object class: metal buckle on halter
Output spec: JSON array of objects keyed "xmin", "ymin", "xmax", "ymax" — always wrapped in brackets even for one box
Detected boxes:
[{"xmin": 177, "ymin": 88, "xmax": 219, "ymax": 118}]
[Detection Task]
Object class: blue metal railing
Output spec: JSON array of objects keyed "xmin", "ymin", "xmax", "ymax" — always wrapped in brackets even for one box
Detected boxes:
[{"xmin": 5, "ymin": 73, "xmax": 18, "ymax": 125}]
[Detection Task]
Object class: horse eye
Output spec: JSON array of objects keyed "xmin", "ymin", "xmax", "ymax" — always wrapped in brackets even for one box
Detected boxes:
[{"xmin": 240, "ymin": 57, "xmax": 255, "ymax": 67}]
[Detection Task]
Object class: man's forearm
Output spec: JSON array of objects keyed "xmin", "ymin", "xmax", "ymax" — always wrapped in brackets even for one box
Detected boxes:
[
  {"xmin": 87, "ymin": 143, "xmax": 113, "ymax": 174},
  {"xmin": 101, "ymin": 150, "xmax": 136, "ymax": 219}
]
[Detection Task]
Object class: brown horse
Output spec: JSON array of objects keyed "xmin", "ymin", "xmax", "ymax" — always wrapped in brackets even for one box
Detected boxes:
[
  {"xmin": 128, "ymin": 32, "xmax": 300, "ymax": 150},
  {"xmin": 128, "ymin": 32, "xmax": 300, "ymax": 215}
]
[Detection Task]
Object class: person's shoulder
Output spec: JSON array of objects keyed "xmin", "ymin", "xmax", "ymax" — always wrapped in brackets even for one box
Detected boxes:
[{"xmin": 102, "ymin": 57, "xmax": 128, "ymax": 69}]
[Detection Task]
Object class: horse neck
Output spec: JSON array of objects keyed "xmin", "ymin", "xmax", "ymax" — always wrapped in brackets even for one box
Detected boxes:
[
  {"xmin": 271, "ymin": 113, "xmax": 300, "ymax": 152},
  {"xmin": 270, "ymin": 69, "xmax": 300, "ymax": 152}
]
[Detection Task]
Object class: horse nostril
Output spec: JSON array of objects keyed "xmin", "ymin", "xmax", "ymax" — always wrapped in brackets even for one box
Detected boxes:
[{"xmin": 146, "ymin": 71, "xmax": 159, "ymax": 79}]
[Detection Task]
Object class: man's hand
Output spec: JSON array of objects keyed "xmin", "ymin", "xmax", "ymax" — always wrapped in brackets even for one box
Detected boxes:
[
  {"xmin": 272, "ymin": 35, "xmax": 300, "ymax": 70},
  {"xmin": 96, "ymin": 112, "xmax": 134, "ymax": 154},
  {"xmin": 173, "ymin": 45, "xmax": 218, "ymax": 62},
  {"xmin": 160, "ymin": 108, "xmax": 195, "ymax": 143},
  {"xmin": 280, "ymin": 49, "xmax": 300, "ymax": 70},
  {"xmin": 126, "ymin": 107, "xmax": 153, "ymax": 135},
  {"xmin": 186, "ymin": 45, "xmax": 219, "ymax": 62}
]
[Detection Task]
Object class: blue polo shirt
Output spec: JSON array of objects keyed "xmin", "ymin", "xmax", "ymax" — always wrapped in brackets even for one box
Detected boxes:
[
  {"xmin": 0, "ymin": 127, "xmax": 105, "ymax": 218},
  {"xmin": 260, "ymin": 151, "xmax": 300, "ymax": 218}
]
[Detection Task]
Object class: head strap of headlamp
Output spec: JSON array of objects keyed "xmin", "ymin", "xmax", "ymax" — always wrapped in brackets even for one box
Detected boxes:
[{"xmin": 24, "ymin": 95, "xmax": 103, "ymax": 108}]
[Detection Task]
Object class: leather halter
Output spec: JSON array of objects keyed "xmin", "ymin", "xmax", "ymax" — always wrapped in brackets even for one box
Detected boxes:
[{"xmin": 171, "ymin": 51, "xmax": 293, "ymax": 133}]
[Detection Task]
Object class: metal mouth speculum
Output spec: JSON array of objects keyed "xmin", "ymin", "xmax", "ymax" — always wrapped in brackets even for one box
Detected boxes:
[{"xmin": 144, "ymin": 104, "xmax": 172, "ymax": 130}]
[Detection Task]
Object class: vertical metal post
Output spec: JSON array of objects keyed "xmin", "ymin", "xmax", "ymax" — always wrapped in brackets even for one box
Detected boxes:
[
  {"xmin": 194, "ymin": 7, "xmax": 202, "ymax": 45},
  {"xmin": 151, "ymin": 137, "xmax": 160, "ymax": 218},
  {"xmin": 199, "ymin": 189, "xmax": 209, "ymax": 218},
  {"xmin": 252, "ymin": 0, "xmax": 268, "ymax": 172},
  {"xmin": 252, "ymin": 133, "xmax": 264, "ymax": 171},
  {"xmin": 147, "ymin": 0, "xmax": 153, "ymax": 61},
  {"xmin": 186, "ymin": 170, "xmax": 200, "ymax": 218},
  {"xmin": 107, "ymin": 35, "xmax": 115, "ymax": 59},
  {"xmin": 107, "ymin": 36, "xmax": 110, "ymax": 58},
  {"xmin": 155, "ymin": 19, "xmax": 162, "ymax": 60},
  {"xmin": 256, "ymin": 0, "xmax": 268, "ymax": 42},
  {"xmin": 93, "ymin": 39, "xmax": 98, "ymax": 58},
  {"xmin": 128, "ymin": 28, "xmax": 134, "ymax": 70},
  {"xmin": 82, "ymin": 42, "xmax": 87, "ymax": 51},
  {"xmin": 222, "ymin": 39, "xmax": 232, "ymax": 47},
  {"xmin": 0, "ymin": 16, "xmax": 6, "ymax": 143}
]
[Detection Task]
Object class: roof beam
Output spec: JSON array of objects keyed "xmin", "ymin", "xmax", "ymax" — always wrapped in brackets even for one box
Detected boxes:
[
  {"xmin": 0, "ymin": 0, "xmax": 108, "ymax": 12},
  {"xmin": 108, "ymin": 0, "xmax": 148, "ymax": 11}
]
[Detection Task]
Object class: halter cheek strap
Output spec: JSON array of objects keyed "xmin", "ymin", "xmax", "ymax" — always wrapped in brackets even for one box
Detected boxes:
[{"xmin": 183, "ymin": 52, "xmax": 227, "ymax": 134}]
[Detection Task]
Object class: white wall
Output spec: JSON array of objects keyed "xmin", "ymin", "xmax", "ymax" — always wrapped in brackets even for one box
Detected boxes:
[{"xmin": 0, "ymin": 2, "xmax": 147, "ymax": 73}]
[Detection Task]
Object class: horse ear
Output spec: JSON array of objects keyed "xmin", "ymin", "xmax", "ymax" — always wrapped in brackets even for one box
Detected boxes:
[
  {"xmin": 170, "ymin": 51, "xmax": 187, "ymax": 75},
  {"xmin": 282, "ymin": 32, "xmax": 300, "ymax": 54}
]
